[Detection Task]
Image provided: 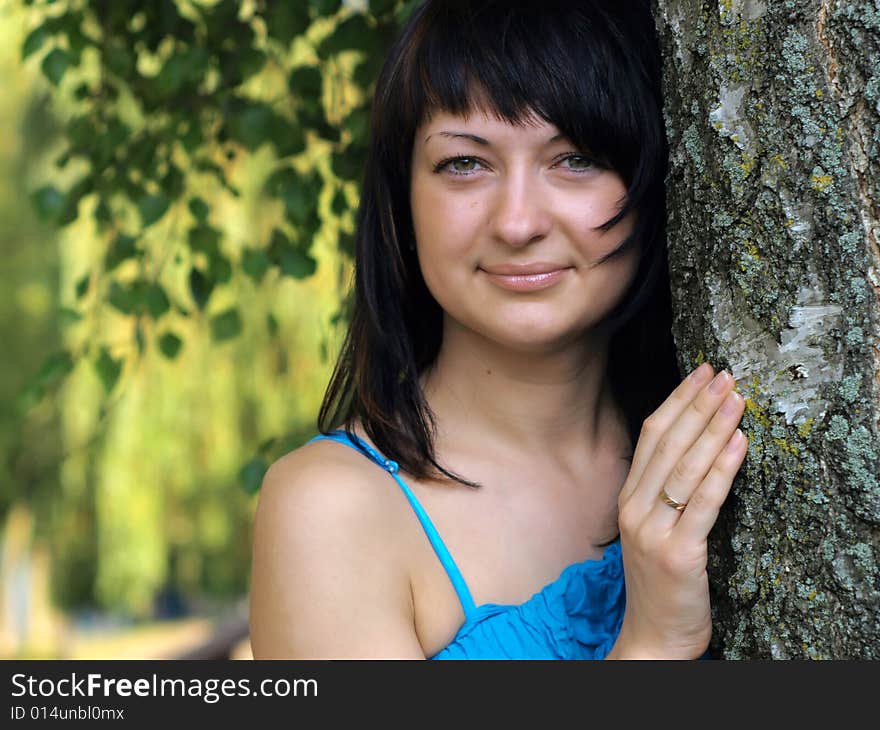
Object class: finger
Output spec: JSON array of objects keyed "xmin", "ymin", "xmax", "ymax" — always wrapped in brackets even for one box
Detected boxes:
[
  {"xmin": 674, "ymin": 427, "xmax": 748, "ymax": 542},
  {"xmin": 618, "ymin": 362, "xmax": 716, "ymax": 506},
  {"xmin": 644, "ymin": 388, "xmax": 746, "ymax": 531},
  {"xmin": 623, "ymin": 368, "xmax": 737, "ymax": 521}
]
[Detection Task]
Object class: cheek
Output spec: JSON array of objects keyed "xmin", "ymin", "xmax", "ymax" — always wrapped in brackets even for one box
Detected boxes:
[
  {"xmin": 578, "ymin": 177, "xmax": 627, "ymax": 223},
  {"xmin": 410, "ymin": 178, "xmax": 479, "ymax": 261},
  {"xmin": 561, "ymin": 183, "xmax": 634, "ymax": 258}
]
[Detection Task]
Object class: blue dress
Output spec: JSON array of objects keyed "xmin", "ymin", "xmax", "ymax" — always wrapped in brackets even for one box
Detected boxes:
[{"xmin": 305, "ymin": 429, "xmax": 627, "ymax": 660}]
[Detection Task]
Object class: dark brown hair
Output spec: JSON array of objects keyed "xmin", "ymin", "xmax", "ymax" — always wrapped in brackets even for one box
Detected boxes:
[{"xmin": 317, "ymin": 0, "xmax": 681, "ymax": 486}]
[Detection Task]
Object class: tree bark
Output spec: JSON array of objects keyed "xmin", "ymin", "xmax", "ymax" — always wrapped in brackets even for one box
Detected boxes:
[{"xmin": 653, "ymin": 0, "xmax": 880, "ymax": 658}]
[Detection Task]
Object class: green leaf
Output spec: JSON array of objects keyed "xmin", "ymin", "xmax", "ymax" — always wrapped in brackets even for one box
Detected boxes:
[
  {"xmin": 266, "ymin": 312, "xmax": 278, "ymax": 336},
  {"xmin": 188, "ymin": 224, "xmax": 221, "ymax": 256},
  {"xmin": 226, "ymin": 102, "xmax": 275, "ymax": 151},
  {"xmin": 265, "ymin": 2, "xmax": 310, "ymax": 45},
  {"xmin": 195, "ymin": 158, "xmax": 227, "ymax": 183},
  {"xmin": 93, "ymin": 198, "xmax": 112, "ymax": 225},
  {"xmin": 161, "ymin": 163, "xmax": 184, "ymax": 199},
  {"xmin": 242, "ymin": 247, "xmax": 270, "ymax": 283},
  {"xmin": 210, "ymin": 307, "xmax": 243, "ymax": 342},
  {"xmin": 395, "ymin": 0, "xmax": 421, "ymax": 24},
  {"xmin": 267, "ymin": 168, "xmax": 320, "ymax": 224},
  {"xmin": 54, "ymin": 149, "xmax": 71, "ymax": 169},
  {"xmin": 354, "ymin": 53, "xmax": 384, "ymax": 89},
  {"xmin": 239, "ymin": 456, "xmax": 268, "ymax": 495},
  {"xmin": 239, "ymin": 48, "xmax": 267, "ymax": 79},
  {"xmin": 104, "ymin": 38, "xmax": 134, "ymax": 78},
  {"xmin": 36, "ymin": 350, "xmax": 75, "ymax": 388},
  {"xmin": 156, "ymin": 52, "xmax": 185, "ymax": 95},
  {"xmin": 266, "ymin": 228, "xmax": 317, "ymax": 278},
  {"xmin": 318, "ymin": 14, "xmax": 367, "ymax": 56},
  {"xmin": 22, "ymin": 25, "xmax": 49, "ymax": 60},
  {"xmin": 288, "ymin": 66, "xmax": 322, "ymax": 98},
  {"xmin": 65, "ymin": 16, "xmax": 91, "ymax": 65},
  {"xmin": 144, "ymin": 283, "xmax": 170, "ymax": 318},
  {"xmin": 32, "ymin": 185, "xmax": 65, "ymax": 221},
  {"xmin": 189, "ymin": 267, "xmax": 213, "ymax": 310},
  {"xmin": 127, "ymin": 134, "xmax": 158, "ymax": 174},
  {"xmin": 279, "ymin": 244, "xmax": 317, "ymax": 279},
  {"xmin": 75, "ymin": 273, "xmax": 90, "ymax": 299},
  {"xmin": 135, "ymin": 321, "xmax": 145, "ymax": 355},
  {"xmin": 15, "ymin": 382, "xmax": 45, "ymax": 415},
  {"xmin": 188, "ymin": 197, "xmax": 210, "ymax": 222},
  {"xmin": 310, "ymin": 0, "xmax": 342, "ymax": 15},
  {"xmin": 137, "ymin": 192, "xmax": 171, "ymax": 227},
  {"xmin": 98, "ymin": 117, "xmax": 127, "ymax": 160},
  {"xmin": 158, "ymin": 331, "xmax": 183, "ymax": 359},
  {"xmin": 267, "ymin": 228, "xmax": 290, "ymax": 255},
  {"xmin": 370, "ymin": 0, "xmax": 397, "ymax": 15},
  {"xmin": 297, "ymin": 101, "xmax": 339, "ymax": 143},
  {"xmin": 56, "ymin": 176, "xmax": 92, "ymax": 226},
  {"xmin": 270, "ymin": 115, "xmax": 306, "ymax": 158},
  {"xmin": 203, "ymin": 0, "xmax": 240, "ymax": 38},
  {"xmin": 338, "ymin": 230, "xmax": 356, "ymax": 257},
  {"xmin": 93, "ymin": 346, "xmax": 123, "ymax": 394},
  {"xmin": 158, "ymin": 47, "xmax": 209, "ymax": 95},
  {"xmin": 208, "ymin": 252, "xmax": 232, "ymax": 284},
  {"xmin": 41, "ymin": 47, "xmax": 70, "ymax": 85},
  {"xmin": 281, "ymin": 182, "xmax": 312, "ymax": 224},
  {"xmin": 104, "ymin": 234, "xmax": 139, "ymax": 271},
  {"xmin": 331, "ymin": 147, "xmax": 364, "ymax": 180},
  {"xmin": 343, "ymin": 108, "xmax": 370, "ymax": 146},
  {"xmin": 180, "ymin": 120, "xmax": 203, "ymax": 153},
  {"xmin": 59, "ymin": 306, "xmax": 83, "ymax": 327},
  {"xmin": 107, "ymin": 280, "xmax": 137, "ymax": 315},
  {"xmin": 331, "ymin": 188, "xmax": 348, "ymax": 216}
]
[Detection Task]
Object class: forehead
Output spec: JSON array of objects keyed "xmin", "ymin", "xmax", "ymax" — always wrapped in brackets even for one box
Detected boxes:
[{"xmin": 416, "ymin": 106, "xmax": 564, "ymax": 146}]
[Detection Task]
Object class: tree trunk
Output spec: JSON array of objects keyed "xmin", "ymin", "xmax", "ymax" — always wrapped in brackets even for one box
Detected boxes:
[{"xmin": 652, "ymin": 0, "xmax": 880, "ymax": 658}]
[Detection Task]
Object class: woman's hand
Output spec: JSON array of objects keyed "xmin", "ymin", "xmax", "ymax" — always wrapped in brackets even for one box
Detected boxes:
[{"xmin": 608, "ymin": 362, "xmax": 748, "ymax": 659}]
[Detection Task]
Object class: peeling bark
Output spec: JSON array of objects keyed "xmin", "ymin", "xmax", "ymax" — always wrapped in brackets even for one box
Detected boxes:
[{"xmin": 653, "ymin": 0, "xmax": 880, "ymax": 658}]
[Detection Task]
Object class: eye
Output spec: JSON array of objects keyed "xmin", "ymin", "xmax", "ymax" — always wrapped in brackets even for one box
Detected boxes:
[
  {"xmin": 433, "ymin": 156, "xmax": 487, "ymax": 176},
  {"xmin": 556, "ymin": 153, "xmax": 597, "ymax": 173}
]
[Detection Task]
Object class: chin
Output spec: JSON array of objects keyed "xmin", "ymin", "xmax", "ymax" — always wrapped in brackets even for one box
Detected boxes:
[{"xmin": 486, "ymin": 323, "xmax": 585, "ymax": 355}]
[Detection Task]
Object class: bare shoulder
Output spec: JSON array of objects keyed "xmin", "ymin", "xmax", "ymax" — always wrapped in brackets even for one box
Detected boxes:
[
  {"xmin": 258, "ymin": 438, "xmax": 394, "ymax": 524},
  {"xmin": 249, "ymin": 437, "xmax": 425, "ymax": 659}
]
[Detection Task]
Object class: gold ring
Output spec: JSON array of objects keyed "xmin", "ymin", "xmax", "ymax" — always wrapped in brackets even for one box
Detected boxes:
[{"xmin": 659, "ymin": 488, "xmax": 687, "ymax": 512}]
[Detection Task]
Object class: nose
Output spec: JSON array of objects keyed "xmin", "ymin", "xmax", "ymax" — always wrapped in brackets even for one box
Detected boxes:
[{"xmin": 489, "ymin": 168, "xmax": 552, "ymax": 248}]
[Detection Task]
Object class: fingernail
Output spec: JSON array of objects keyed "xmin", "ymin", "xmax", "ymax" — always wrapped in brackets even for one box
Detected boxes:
[
  {"xmin": 721, "ymin": 391, "xmax": 742, "ymax": 415},
  {"xmin": 726, "ymin": 428, "xmax": 744, "ymax": 452},
  {"xmin": 690, "ymin": 363, "xmax": 712, "ymax": 384},
  {"xmin": 709, "ymin": 370, "xmax": 730, "ymax": 394}
]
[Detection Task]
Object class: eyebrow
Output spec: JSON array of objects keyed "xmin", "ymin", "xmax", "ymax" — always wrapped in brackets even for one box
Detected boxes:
[{"xmin": 425, "ymin": 131, "xmax": 566, "ymax": 145}]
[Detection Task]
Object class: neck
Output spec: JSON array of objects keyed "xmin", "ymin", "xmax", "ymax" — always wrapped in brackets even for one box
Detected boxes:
[{"xmin": 419, "ymin": 314, "xmax": 626, "ymax": 468}]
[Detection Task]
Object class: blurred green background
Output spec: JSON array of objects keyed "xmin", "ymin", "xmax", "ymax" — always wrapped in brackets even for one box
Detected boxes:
[{"xmin": 0, "ymin": 0, "xmax": 415, "ymax": 658}]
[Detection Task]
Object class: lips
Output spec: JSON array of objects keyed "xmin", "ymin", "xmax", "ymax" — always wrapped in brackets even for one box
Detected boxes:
[
  {"xmin": 479, "ymin": 265, "xmax": 572, "ymax": 292},
  {"xmin": 480, "ymin": 262, "xmax": 570, "ymax": 276}
]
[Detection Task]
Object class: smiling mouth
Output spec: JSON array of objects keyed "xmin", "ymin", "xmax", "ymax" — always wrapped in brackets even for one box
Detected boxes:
[{"xmin": 479, "ymin": 267, "xmax": 572, "ymax": 291}]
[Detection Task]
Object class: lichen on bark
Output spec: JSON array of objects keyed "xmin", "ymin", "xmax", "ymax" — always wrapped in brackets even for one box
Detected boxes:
[{"xmin": 653, "ymin": 0, "xmax": 880, "ymax": 658}]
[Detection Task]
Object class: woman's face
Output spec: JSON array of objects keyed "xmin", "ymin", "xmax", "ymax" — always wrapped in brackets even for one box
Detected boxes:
[{"xmin": 410, "ymin": 107, "xmax": 640, "ymax": 353}]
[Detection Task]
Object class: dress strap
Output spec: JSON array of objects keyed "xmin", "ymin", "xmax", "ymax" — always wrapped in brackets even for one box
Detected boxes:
[{"xmin": 305, "ymin": 429, "xmax": 478, "ymax": 619}]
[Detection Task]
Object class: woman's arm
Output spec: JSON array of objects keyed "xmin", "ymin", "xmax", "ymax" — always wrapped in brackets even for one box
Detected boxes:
[{"xmin": 249, "ymin": 449, "xmax": 426, "ymax": 659}]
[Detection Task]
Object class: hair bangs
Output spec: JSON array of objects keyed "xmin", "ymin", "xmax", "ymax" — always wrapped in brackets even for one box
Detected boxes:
[{"xmin": 385, "ymin": 0, "xmax": 664, "ymax": 250}]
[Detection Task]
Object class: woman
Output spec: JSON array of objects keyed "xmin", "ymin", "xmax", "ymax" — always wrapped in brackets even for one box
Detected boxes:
[{"xmin": 249, "ymin": 0, "xmax": 748, "ymax": 659}]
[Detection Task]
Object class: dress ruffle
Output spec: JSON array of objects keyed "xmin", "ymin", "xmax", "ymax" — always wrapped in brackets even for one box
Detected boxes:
[{"xmin": 431, "ymin": 539, "xmax": 626, "ymax": 660}]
